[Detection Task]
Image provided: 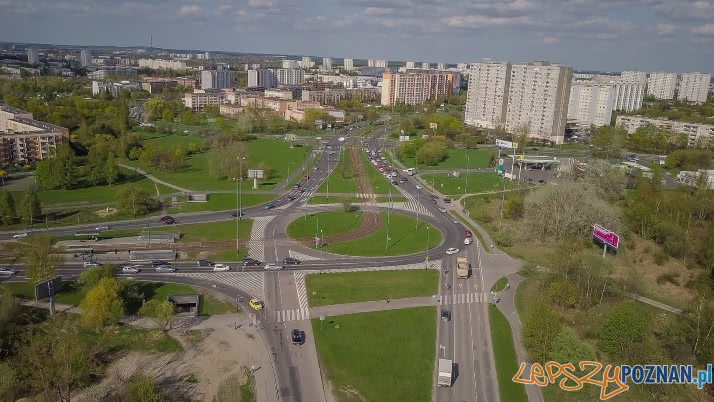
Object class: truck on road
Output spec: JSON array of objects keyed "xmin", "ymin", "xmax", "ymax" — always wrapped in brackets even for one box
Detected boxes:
[
  {"xmin": 438, "ymin": 359, "xmax": 453, "ymax": 387},
  {"xmin": 456, "ymin": 256, "xmax": 469, "ymax": 279}
]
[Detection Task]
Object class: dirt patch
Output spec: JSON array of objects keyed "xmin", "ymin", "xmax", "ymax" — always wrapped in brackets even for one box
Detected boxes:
[{"xmin": 95, "ymin": 207, "xmax": 117, "ymax": 217}]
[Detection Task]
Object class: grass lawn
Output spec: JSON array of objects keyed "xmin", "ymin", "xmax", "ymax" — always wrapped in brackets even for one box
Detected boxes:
[
  {"xmin": 323, "ymin": 212, "xmax": 442, "ymax": 257},
  {"xmin": 167, "ymin": 193, "xmax": 275, "ymax": 214},
  {"xmin": 153, "ymin": 219, "xmax": 253, "ymax": 242},
  {"xmin": 205, "ymin": 248, "xmax": 249, "ymax": 262},
  {"xmin": 124, "ymin": 139, "xmax": 311, "ymax": 192},
  {"xmin": 305, "ymin": 270, "xmax": 438, "ymax": 307},
  {"xmin": 491, "ymin": 276, "xmax": 508, "ymax": 293},
  {"xmin": 286, "ymin": 211, "xmax": 363, "ymax": 239},
  {"xmin": 399, "ymin": 148, "xmax": 494, "ymax": 170},
  {"xmin": 488, "ymin": 306, "xmax": 528, "ymax": 402},
  {"xmin": 422, "ymin": 173, "xmax": 514, "ymax": 196},
  {"xmin": 316, "ymin": 149, "xmax": 357, "ymax": 194},
  {"xmin": 312, "ymin": 307, "xmax": 436, "ymax": 402},
  {"xmin": 79, "ymin": 320, "xmax": 183, "ymax": 353},
  {"xmin": 1, "ymin": 281, "xmax": 84, "ymax": 305}
]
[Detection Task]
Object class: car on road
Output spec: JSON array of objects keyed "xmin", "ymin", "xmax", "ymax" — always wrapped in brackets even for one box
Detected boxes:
[
  {"xmin": 159, "ymin": 215, "xmax": 174, "ymax": 222},
  {"xmin": 196, "ymin": 259, "xmax": 214, "ymax": 267},
  {"xmin": 400, "ymin": 177, "xmax": 408, "ymax": 183},
  {"xmin": 438, "ymin": 207, "xmax": 447, "ymax": 213},
  {"xmin": 230, "ymin": 211, "xmax": 244, "ymax": 217},
  {"xmin": 391, "ymin": 180, "xmax": 399, "ymax": 185},
  {"xmin": 443, "ymin": 198, "xmax": 451, "ymax": 203},
  {"xmin": 288, "ymin": 195, "xmax": 297, "ymax": 201},
  {"xmin": 538, "ymin": 179, "xmax": 546, "ymax": 184},
  {"xmin": 151, "ymin": 260, "xmax": 168, "ymax": 266},
  {"xmin": 95, "ymin": 225, "xmax": 111, "ymax": 231},
  {"xmin": 265, "ymin": 203, "xmax": 276, "ymax": 209},
  {"xmin": 163, "ymin": 217, "xmax": 176, "ymax": 225},
  {"xmin": 243, "ymin": 258, "xmax": 261, "ymax": 267},
  {"xmin": 212, "ymin": 263, "xmax": 231, "ymax": 272},
  {"xmin": 0, "ymin": 267, "xmax": 18, "ymax": 276},
  {"xmin": 264, "ymin": 263, "xmax": 284, "ymax": 271},
  {"xmin": 121, "ymin": 265, "xmax": 141, "ymax": 274},
  {"xmin": 155, "ymin": 265, "xmax": 176, "ymax": 273},
  {"xmin": 83, "ymin": 261, "xmax": 101, "ymax": 268},
  {"xmin": 415, "ymin": 185, "xmax": 422, "ymax": 189},
  {"xmin": 249, "ymin": 298, "xmax": 264, "ymax": 310},
  {"xmin": 464, "ymin": 238, "xmax": 473, "ymax": 245},
  {"xmin": 283, "ymin": 257, "xmax": 301, "ymax": 265},
  {"xmin": 441, "ymin": 310, "xmax": 451, "ymax": 321},
  {"xmin": 465, "ymin": 230, "xmax": 473, "ymax": 237},
  {"xmin": 445, "ymin": 247, "xmax": 459, "ymax": 255},
  {"xmin": 12, "ymin": 232, "xmax": 28, "ymax": 239},
  {"xmin": 291, "ymin": 329, "xmax": 305, "ymax": 345}
]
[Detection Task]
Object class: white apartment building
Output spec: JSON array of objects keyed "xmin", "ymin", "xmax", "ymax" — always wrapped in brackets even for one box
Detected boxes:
[
  {"xmin": 620, "ymin": 70, "xmax": 648, "ymax": 85},
  {"xmin": 138, "ymin": 59, "xmax": 187, "ymax": 70},
  {"xmin": 282, "ymin": 60, "xmax": 300, "ymax": 69},
  {"xmin": 183, "ymin": 89, "xmax": 226, "ymax": 112},
  {"xmin": 568, "ymin": 82, "xmax": 615, "ymax": 127},
  {"xmin": 678, "ymin": 72, "xmax": 711, "ymax": 104},
  {"xmin": 616, "ymin": 115, "xmax": 714, "ymax": 147},
  {"xmin": 505, "ymin": 61, "xmax": 573, "ymax": 144},
  {"xmin": 421, "ymin": 62, "xmax": 430, "ymax": 70},
  {"xmin": 368, "ymin": 59, "xmax": 388, "ymax": 68},
  {"xmin": 437, "ymin": 63, "xmax": 446, "ymax": 70},
  {"xmin": 381, "ymin": 70, "xmax": 458, "ymax": 106},
  {"xmin": 247, "ymin": 69, "xmax": 275, "ymax": 88},
  {"xmin": 647, "ymin": 72, "xmax": 678, "ymax": 100},
  {"xmin": 80, "ymin": 49, "xmax": 92, "ymax": 67},
  {"xmin": 322, "ymin": 57, "xmax": 332, "ymax": 70},
  {"xmin": 275, "ymin": 69, "xmax": 305, "ymax": 86},
  {"xmin": 612, "ymin": 82, "xmax": 645, "ymax": 112},
  {"xmin": 27, "ymin": 48, "xmax": 39, "ymax": 65},
  {"xmin": 343, "ymin": 58, "xmax": 353, "ymax": 70},
  {"xmin": 464, "ymin": 61, "xmax": 511, "ymax": 129},
  {"xmin": 300, "ymin": 56, "xmax": 314, "ymax": 69},
  {"xmin": 264, "ymin": 88, "xmax": 294, "ymax": 100},
  {"xmin": 406, "ymin": 61, "xmax": 416, "ymax": 69},
  {"xmin": 200, "ymin": 70, "xmax": 233, "ymax": 90}
]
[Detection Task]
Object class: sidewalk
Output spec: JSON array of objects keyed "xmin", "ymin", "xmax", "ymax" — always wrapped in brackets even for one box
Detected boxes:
[
  {"xmin": 118, "ymin": 163, "xmax": 191, "ymax": 193},
  {"xmin": 310, "ymin": 296, "xmax": 436, "ymax": 317}
]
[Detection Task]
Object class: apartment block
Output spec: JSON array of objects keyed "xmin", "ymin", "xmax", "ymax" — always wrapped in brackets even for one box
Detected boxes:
[
  {"xmin": 302, "ymin": 88, "xmax": 380, "ymax": 105},
  {"xmin": 183, "ymin": 89, "xmax": 226, "ymax": 112},
  {"xmin": 92, "ymin": 80, "xmax": 141, "ymax": 97},
  {"xmin": 381, "ymin": 70, "xmax": 458, "ymax": 106},
  {"xmin": 87, "ymin": 68, "xmax": 137, "ymax": 80},
  {"xmin": 322, "ymin": 57, "xmax": 332, "ymax": 70},
  {"xmin": 300, "ymin": 56, "xmax": 314, "ymax": 69},
  {"xmin": 343, "ymin": 58, "xmax": 354, "ymax": 70},
  {"xmin": 620, "ymin": 70, "xmax": 647, "ymax": 85},
  {"xmin": 80, "ymin": 49, "xmax": 92, "ymax": 67},
  {"xmin": 406, "ymin": 61, "xmax": 416, "ymax": 69},
  {"xmin": 27, "ymin": 48, "xmax": 39, "ymax": 65},
  {"xmin": 678, "ymin": 72, "xmax": 711, "ymax": 104},
  {"xmin": 505, "ymin": 61, "xmax": 573, "ymax": 144},
  {"xmin": 264, "ymin": 88, "xmax": 293, "ymax": 100},
  {"xmin": 282, "ymin": 60, "xmax": 300, "ymax": 69},
  {"xmin": 200, "ymin": 70, "xmax": 233, "ymax": 89},
  {"xmin": 616, "ymin": 115, "xmax": 714, "ymax": 147},
  {"xmin": 568, "ymin": 82, "xmax": 615, "ymax": 127},
  {"xmin": 138, "ymin": 59, "xmax": 187, "ymax": 70},
  {"xmin": 437, "ymin": 63, "xmax": 446, "ymax": 70},
  {"xmin": 421, "ymin": 62, "xmax": 430, "ymax": 70},
  {"xmin": 247, "ymin": 69, "xmax": 275, "ymax": 88},
  {"xmin": 0, "ymin": 104, "xmax": 70, "ymax": 165},
  {"xmin": 647, "ymin": 72, "xmax": 677, "ymax": 100},
  {"xmin": 368, "ymin": 59, "xmax": 388, "ymax": 68},
  {"xmin": 464, "ymin": 61, "xmax": 511, "ymax": 129},
  {"xmin": 275, "ymin": 69, "xmax": 305, "ymax": 86}
]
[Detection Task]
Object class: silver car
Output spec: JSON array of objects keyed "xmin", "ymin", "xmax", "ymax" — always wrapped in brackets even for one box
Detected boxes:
[
  {"xmin": 0, "ymin": 267, "xmax": 18, "ymax": 276},
  {"xmin": 264, "ymin": 263, "xmax": 284, "ymax": 271},
  {"xmin": 155, "ymin": 265, "xmax": 176, "ymax": 273},
  {"xmin": 121, "ymin": 265, "xmax": 142, "ymax": 274}
]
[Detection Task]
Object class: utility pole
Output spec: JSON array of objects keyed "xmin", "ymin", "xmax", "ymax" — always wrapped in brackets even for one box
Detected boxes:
[
  {"xmin": 465, "ymin": 155, "xmax": 469, "ymax": 198},
  {"xmin": 385, "ymin": 184, "xmax": 391, "ymax": 250},
  {"xmin": 499, "ymin": 178, "xmax": 506, "ymax": 233},
  {"xmin": 236, "ymin": 157, "xmax": 244, "ymax": 257}
]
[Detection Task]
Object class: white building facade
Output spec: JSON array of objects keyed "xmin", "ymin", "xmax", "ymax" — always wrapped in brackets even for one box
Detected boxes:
[
  {"xmin": 647, "ymin": 72, "xmax": 678, "ymax": 100},
  {"xmin": 27, "ymin": 48, "xmax": 39, "ymax": 65},
  {"xmin": 464, "ymin": 61, "xmax": 511, "ymax": 129},
  {"xmin": 80, "ymin": 49, "xmax": 92, "ymax": 67},
  {"xmin": 620, "ymin": 70, "xmax": 648, "ymax": 85},
  {"xmin": 200, "ymin": 70, "xmax": 233, "ymax": 89},
  {"xmin": 568, "ymin": 82, "xmax": 615, "ymax": 127},
  {"xmin": 616, "ymin": 115, "xmax": 714, "ymax": 148},
  {"xmin": 343, "ymin": 58, "xmax": 353, "ymax": 70},
  {"xmin": 678, "ymin": 72, "xmax": 711, "ymax": 104},
  {"xmin": 275, "ymin": 69, "xmax": 305, "ymax": 86}
]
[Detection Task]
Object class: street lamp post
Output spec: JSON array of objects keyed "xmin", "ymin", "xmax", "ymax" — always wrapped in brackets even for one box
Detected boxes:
[
  {"xmin": 236, "ymin": 157, "xmax": 245, "ymax": 257},
  {"xmin": 465, "ymin": 155, "xmax": 469, "ymax": 197},
  {"xmin": 426, "ymin": 226, "xmax": 430, "ymax": 269},
  {"xmin": 385, "ymin": 184, "xmax": 391, "ymax": 250}
]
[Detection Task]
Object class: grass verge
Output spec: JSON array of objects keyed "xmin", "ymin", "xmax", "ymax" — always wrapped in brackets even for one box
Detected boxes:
[
  {"xmin": 167, "ymin": 193, "xmax": 275, "ymax": 214},
  {"xmin": 449, "ymin": 210, "xmax": 488, "ymax": 250},
  {"xmin": 286, "ymin": 210, "xmax": 363, "ymax": 239},
  {"xmin": 491, "ymin": 276, "xmax": 508, "ymax": 293},
  {"xmin": 316, "ymin": 149, "xmax": 357, "ymax": 194},
  {"xmin": 489, "ymin": 306, "xmax": 528, "ymax": 402},
  {"xmin": 153, "ymin": 219, "xmax": 253, "ymax": 242},
  {"xmin": 422, "ymin": 173, "xmax": 513, "ymax": 196}
]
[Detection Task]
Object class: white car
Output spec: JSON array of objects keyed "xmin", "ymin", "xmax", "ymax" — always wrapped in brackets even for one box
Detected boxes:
[
  {"xmin": 415, "ymin": 185, "xmax": 423, "ymax": 189},
  {"xmin": 95, "ymin": 225, "xmax": 111, "ymax": 231},
  {"xmin": 0, "ymin": 267, "xmax": 18, "ymax": 276},
  {"xmin": 83, "ymin": 261, "xmax": 101, "ymax": 268},
  {"xmin": 464, "ymin": 238, "xmax": 473, "ymax": 245},
  {"xmin": 338, "ymin": 137, "xmax": 345, "ymax": 142},
  {"xmin": 445, "ymin": 248, "xmax": 460, "ymax": 255},
  {"xmin": 213, "ymin": 263, "xmax": 231, "ymax": 272},
  {"xmin": 12, "ymin": 232, "xmax": 28, "ymax": 239},
  {"xmin": 121, "ymin": 265, "xmax": 141, "ymax": 274},
  {"xmin": 264, "ymin": 263, "xmax": 284, "ymax": 271},
  {"xmin": 438, "ymin": 207, "xmax": 447, "ymax": 213}
]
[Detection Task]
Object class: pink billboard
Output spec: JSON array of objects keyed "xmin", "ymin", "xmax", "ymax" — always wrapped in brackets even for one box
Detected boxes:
[{"xmin": 592, "ymin": 224, "xmax": 619, "ymax": 249}]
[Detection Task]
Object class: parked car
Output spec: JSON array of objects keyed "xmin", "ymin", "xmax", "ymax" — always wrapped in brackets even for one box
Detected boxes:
[
  {"xmin": 83, "ymin": 261, "xmax": 101, "ymax": 268},
  {"xmin": 12, "ymin": 232, "xmax": 28, "ymax": 239},
  {"xmin": 443, "ymin": 198, "xmax": 451, "ymax": 203},
  {"xmin": 95, "ymin": 225, "xmax": 111, "ymax": 231},
  {"xmin": 212, "ymin": 263, "xmax": 231, "ymax": 272},
  {"xmin": 291, "ymin": 329, "xmax": 305, "ymax": 345},
  {"xmin": 121, "ymin": 265, "xmax": 141, "ymax": 274},
  {"xmin": 441, "ymin": 310, "xmax": 451, "ymax": 321},
  {"xmin": 464, "ymin": 238, "xmax": 473, "ymax": 245},
  {"xmin": 0, "ymin": 267, "xmax": 18, "ymax": 276},
  {"xmin": 438, "ymin": 207, "xmax": 447, "ymax": 213},
  {"xmin": 283, "ymin": 257, "xmax": 301, "ymax": 265},
  {"xmin": 264, "ymin": 263, "xmax": 284, "ymax": 271},
  {"xmin": 243, "ymin": 258, "xmax": 261, "ymax": 267},
  {"xmin": 196, "ymin": 259, "xmax": 214, "ymax": 267},
  {"xmin": 230, "ymin": 211, "xmax": 244, "ymax": 217},
  {"xmin": 445, "ymin": 247, "xmax": 459, "ymax": 255},
  {"xmin": 249, "ymin": 298, "xmax": 264, "ymax": 311},
  {"xmin": 265, "ymin": 203, "xmax": 276, "ymax": 209},
  {"xmin": 155, "ymin": 265, "xmax": 176, "ymax": 273}
]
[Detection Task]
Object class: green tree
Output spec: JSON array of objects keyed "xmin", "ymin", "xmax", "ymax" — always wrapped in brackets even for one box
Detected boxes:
[
  {"xmin": 550, "ymin": 327, "xmax": 597, "ymax": 365},
  {"xmin": 139, "ymin": 300, "xmax": 176, "ymax": 331},
  {"xmin": 598, "ymin": 302, "xmax": 649, "ymax": 357},
  {"xmin": 116, "ymin": 185, "xmax": 158, "ymax": 217},
  {"xmin": 208, "ymin": 140, "xmax": 248, "ymax": 179},
  {"xmin": 503, "ymin": 196, "xmax": 524, "ymax": 219},
  {"xmin": 547, "ymin": 279, "xmax": 578, "ymax": 309},
  {"xmin": 0, "ymin": 189, "xmax": 16, "ymax": 225},
  {"xmin": 104, "ymin": 152, "xmax": 119, "ymax": 185},
  {"xmin": 591, "ymin": 126, "xmax": 626, "ymax": 159},
  {"xmin": 342, "ymin": 198, "xmax": 352, "ymax": 212},
  {"xmin": 79, "ymin": 277, "xmax": 125, "ymax": 328},
  {"xmin": 21, "ymin": 235, "xmax": 61, "ymax": 284},
  {"xmin": 53, "ymin": 144, "xmax": 76, "ymax": 189},
  {"xmin": 681, "ymin": 287, "xmax": 714, "ymax": 361},
  {"xmin": 399, "ymin": 119, "xmax": 415, "ymax": 136},
  {"xmin": 521, "ymin": 300, "xmax": 562, "ymax": 363},
  {"xmin": 77, "ymin": 265, "xmax": 116, "ymax": 294},
  {"xmin": 365, "ymin": 108, "xmax": 378, "ymax": 123},
  {"xmin": 415, "ymin": 141, "xmax": 447, "ymax": 166}
]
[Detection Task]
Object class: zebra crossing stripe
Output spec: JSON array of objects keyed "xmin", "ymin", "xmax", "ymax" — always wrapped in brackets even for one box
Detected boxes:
[
  {"xmin": 172, "ymin": 272, "xmax": 265, "ymax": 299},
  {"xmin": 248, "ymin": 216, "xmax": 274, "ymax": 261},
  {"xmin": 439, "ymin": 292, "xmax": 485, "ymax": 305},
  {"xmin": 275, "ymin": 308, "xmax": 311, "ymax": 322},
  {"xmin": 294, "ymin": 272, "xmax": 310, "ymax": 311}
]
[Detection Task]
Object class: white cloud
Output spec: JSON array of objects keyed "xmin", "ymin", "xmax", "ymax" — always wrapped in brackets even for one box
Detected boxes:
[
  {"xmin": 464, "ymin": 0, "xmax": 536, "ymax": 14},
  {"xmin": 691, "ymin": 23, "xmax": 714, "ymax": 34},
  {"xmin": 440, "ymin": 14, "xmax": 543, "ymax": 27},
  {"xmin": 654, "ymin": 23, "xmax": 676, "ymax": 35},
  {"xmin": 654, "ymin": 0, "xmax": 714, "ymax": 20},
  {"xmin": 179, "ymin": 5, "xmax": 202, "ymax": 16},
  {"xmin": 248, "ymin": 0, "xmax": 277, "ymax": 8},
  {"xmin": 363, "ymin": 7, "xmax": 395, "ymax": 16},
  {"xmin": 542, "ymin": 36, "xmax": 560, "ymax": 44}
]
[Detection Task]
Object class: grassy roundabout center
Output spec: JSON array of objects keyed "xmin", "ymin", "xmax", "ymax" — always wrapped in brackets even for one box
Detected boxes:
[{"xmin": 286, "ymin": 210, "xmax": 364, "ymax": 239}]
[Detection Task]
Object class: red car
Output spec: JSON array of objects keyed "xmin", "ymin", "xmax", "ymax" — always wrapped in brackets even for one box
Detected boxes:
[{"xmin": 465, "ymin": 230, "xmax": 473, "ymax": 238}]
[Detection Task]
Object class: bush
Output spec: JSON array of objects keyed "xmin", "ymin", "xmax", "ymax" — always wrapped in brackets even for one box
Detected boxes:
[
  {"xmin": 474, "ymin": 210, "xmax": 492, "ymax": 223},
  {"xmin": 125, "ymin": 373, "xmax": 168, "ymax": 402},
  {"xmin": 493, "ymin": 232, "xmax": 513, "ymax": 248},
  {"xmin": 550, "ymin": 327, "xmax": 597, "ymax": 365},
  {"xmin": 547, "ymin": 279, "xmax": 578, "ymax": 309},
  {"xmin": 598, "ymin": 302, "xmax": 649, "ymax": 357},
  {"xmin": 522, "ymin": 301, "xmax": 562, "ymax": 363},
  {"xmin": 504, "ymin": 196, "xmax": 524, "ymax": 220},
  {"xmin": 653, "ymin": 250, "xmax": 668, "ymax": 265},
  {"xmin": 656, "ymin": 271, "xmax": 680, "ymax": 286}
]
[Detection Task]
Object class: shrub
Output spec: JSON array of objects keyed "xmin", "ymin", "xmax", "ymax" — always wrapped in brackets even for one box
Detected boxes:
[
  {"xmin": 493, "ymin": 232, "xmax": 513, "ymax": 248},
  {"xmin": 656, "ymin": 271, "xmax": 680, "ymax": 286},
  {"xmin": 598, "ymin": 302, "xmax": 649, "ymax": 356},
  {"xmin": 653, "ymin": 250, "xmax": 668, "ymax": 265}
]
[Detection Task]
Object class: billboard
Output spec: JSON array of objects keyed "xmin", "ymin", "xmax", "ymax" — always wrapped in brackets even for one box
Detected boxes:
[
  {"xmin": 247, "ymin": 169, "xmax": 264, "ymax": 179},
  {"xmin": 496, "ymin": 139, "xmax": 515, "ymax": 149},
  {"xmin": 35, "ymin": 276, "xmax": 62, "ymax": 301},
  {"xmin": 592, "ymin": 224, "xmax": 620, "ymax": 249}
]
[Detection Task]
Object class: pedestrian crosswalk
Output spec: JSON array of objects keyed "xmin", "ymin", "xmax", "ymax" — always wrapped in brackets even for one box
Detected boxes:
[
  {"xmin": 288, "ymin": 250, "xmax": 322, "ymax": 261},
  {"xmin": 173, "ymin": 272, "xmax": 264, "ymax": 299},
  {"xmin": 247, "ymin": 216, "xmax": 273, "ymax": 261},
  {"xmin": 275, "ymin": 308, "xmax": 311, "ymax": 322},
  {"xmin": 438, "ymin": 292, "xmax": 486, "ymax": 305},
  {"xmin": 294, "ymin": 271, "xmax": 309, "ymax": 311},
  {"xmin": 400, "ymin": 190, "xmax": 433, "ymax": 217}
]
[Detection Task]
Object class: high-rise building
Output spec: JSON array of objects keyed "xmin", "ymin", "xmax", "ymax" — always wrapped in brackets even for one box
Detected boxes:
[
  {"xmin": 381, "ymin": 70, "xmax": 458, "ymax": 106},
  {"xmin": 406, "ymin": 61, "xmax": 416, "ymax": 69},
  {"xmin": 247, "ymin": 69, "xmax": 275, "ymax": 88},
  {"xmin": 421, "ymin": 62, "xmax": 430, "ymax": 70},
  {"xmin": 620, "ymin": 71, "xmax": 648, "ymax": 85},
  {"xmin": 0, "ymin": 104, "xmax": 70, "ymax": 164},
  {"xmin": 300, "ymin": 56, "xmax": 314, "ymax": 69},
  {"xmin": 369, "ymin": 59, "xmax": 388, "ymax": 68},
  {"xmin": 343, "ymin": 58, "xmax": 353, "ymax": 70},
  {"xmin": 568, "ymin": 82, "xmax": 615, "ymax": 127},
  {"xmin": 80, "ymin": 49, "xmax": 92, "ymax": 67},
  {"xmin": 200, "ymin": 70, "xmax": 233, "ymax": 89},
  {"xmin": 647, "ymin": 72, "xmax": 678, "ymax": 100},
  {"xmin": 282, "ymin": 60, "xmax": 300, "ymax": 69},
  {"xmin": 437, "ymin": 63, "xmax": 446, "ymax": 70},
  {"xmin": 612, "ymin": 82, "xmax": 645, "ymax": 112},
  {"xmin": 504, "ymin": 61, "xmax": 572, "ymax": 144},
  {"xmin": 322, "ymin": 57, "xmax": 332, "ymax": 70},
  {"xmin": 464, "ymin": 61, "xmax": 511, "ymax": 129},
  {"xmin": 27, "ymin": 48, "xmax": 39, "ymax": 65},
  {"xmin": 678, "ymin": 72, "xmax": 711, "ymax": 104},
  {"xmin": 275, "ymin": 69, "xmax": 305, "ymax": 86}
]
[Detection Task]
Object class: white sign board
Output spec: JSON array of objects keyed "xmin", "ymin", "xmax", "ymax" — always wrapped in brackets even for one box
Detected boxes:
[
  {"xmin": 399, "ymin": 135, "xmax": 411, "ymax": 142},
  {"xmin": 429, "ymin": 122, "xmax": 438, "ymax": 129},
  {"xmin": 247, "ymin": 169, "xmax": 264, "ymax": 179},
  {"xmin": 496, "ymin": 139, "xmax": 515, "ymax": 149}
]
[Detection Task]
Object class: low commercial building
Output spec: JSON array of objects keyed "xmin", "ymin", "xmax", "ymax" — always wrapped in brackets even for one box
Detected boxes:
[
  {"xmin": 141, "ymin": 77, "xmax": 178, "ymax": 94},
  {"xmin": 616, "ymin": 115, "xmax": 714, "ymax": 147},
  {"xmin": 87, "ymin": 68, "xmax": 137, "ymax": 80},
  {"xmin": 92, "ymin": 80, "xmax": 141, "ymax": 97},
  {"xmin": 183, "ymin": 89, "xmax": 226, "ymax": 112},
  {"xmin": 0, "ymin": 104, "xmax": 69, "ymax": 164}
]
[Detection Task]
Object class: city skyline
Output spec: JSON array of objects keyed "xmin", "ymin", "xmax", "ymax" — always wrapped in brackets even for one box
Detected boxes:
[{"xmin": 1, "ymin": 0, "xmax": 713, "ymax": 73}]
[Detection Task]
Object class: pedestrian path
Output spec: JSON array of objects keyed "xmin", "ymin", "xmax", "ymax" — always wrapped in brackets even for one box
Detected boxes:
[
  {"xmin": 308, "ymin": 260, "xmax": 441, "ymax": 274},
  {"xmin": 173, "ymin": 272, "xmax": 264, "ymax": 299},
  {"xmin": 439, "ymin": 292, "xmax": 486, "ymax": 305},
  {"xmin": 294, "ymin": 271, "xmax": 310, "ymax": 311},
  {"xmin": 118, "ymin": 163, "xmax": 190, "ymax": 193},
  {"xmin": 248, "ymin": 216, "xmax": 274, "ymax": 262}
]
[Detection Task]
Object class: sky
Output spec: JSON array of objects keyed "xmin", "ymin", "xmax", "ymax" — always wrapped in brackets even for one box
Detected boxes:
[{"xmin": 1, "ymin": 0, "xmax": 713, "ymax": 73}]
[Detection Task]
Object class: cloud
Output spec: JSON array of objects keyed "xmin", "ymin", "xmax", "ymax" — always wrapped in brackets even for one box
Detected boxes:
[
  {"xmin": 363, "ymin": 7, "xmax": 395, "ymax": 16},
  {"xmin": 691, "ymin": 23, "xmax": 714, "ymax": 34},
  {"xmin": 294, "ymin": 15, "xmax": 356, "ymax": 30},
  {"xmin": 248, "ymin": 0, "xmax": 277, "ymax": 7},
  {"xmin": 440, "ymin": 14, "xmax": 544, "ymax": 28},
  {"xmin": 654, "ymin": 0, "xmax": 714, "ymax": 20},
  {"xmin": 542, "ymin": 36, "xmax": 560, "ymax": 44},
  {"xmin": 654, "ymin": 23, "xmax": 676, "ymax": 35},
  {"xmin": 464, "ymin": 0, "xmax": 536, "ymax": 15},
  {"xmin": 179, "ymin": 5, "xmax": 202, "ymax": 16}
]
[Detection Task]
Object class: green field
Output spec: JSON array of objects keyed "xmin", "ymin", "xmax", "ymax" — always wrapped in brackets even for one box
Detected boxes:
[
  {"xmin": 167, "ymin": 193, "xmax": 275, "ymax": 214},
  {"xmin": 153, "ymin": 219, "xmax": 253, "ymax": 242},
  {"xmin": 422, "ymin": 173, "xmax": 513, "ymax": 195},
  {"xmin": 489, "ymin": 306, "xmax": 528, "ymax": 402},
  {"xmin": 305, "ymin": 270, "xmax": 438, "ymax": 307},
  {"xmin": 124, "ymin": 138, "xmax": 312, "ymax": 192},
  {"xmin": 286, "ymin": 211, "xmax": 363, "ymax": 239},
  {"xmin": 399, "ymin": 148, "xmax": 494, "ymax": 169},
  {"xmin": 316, "ymin": 149, "xmax": 357, "ymax": 194},
  {"xmin": 312, "ymin": 307, "xmax": 436, "ymax": 402},
  {"xmin": 323, "ymin": 212, "xmax": 442, "ymax": 257}
]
